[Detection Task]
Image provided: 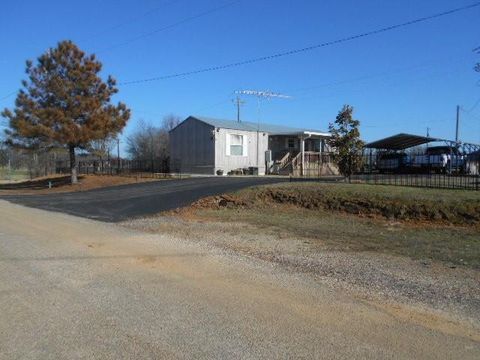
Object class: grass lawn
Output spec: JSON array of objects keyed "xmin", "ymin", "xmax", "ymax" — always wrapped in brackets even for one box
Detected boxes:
[
  {"xmin": 0, "ymin": 167, "xmax": 30, "ymax": 182},
  {"xmin": 223, "ymin": 182, "xmax": 480, "ymax": 225},
  {"xmin": 196, "ymin": 207, "xmax": 480, "ymax": 268},
  {"xmin": 182, "ymin": 182, "xmax": 480, "ymax": 269}
]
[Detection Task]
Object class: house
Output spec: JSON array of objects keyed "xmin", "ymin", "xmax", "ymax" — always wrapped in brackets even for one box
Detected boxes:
[{"xmin": 169, "ymin": 116, "xmax": 337, "ymax": 176}]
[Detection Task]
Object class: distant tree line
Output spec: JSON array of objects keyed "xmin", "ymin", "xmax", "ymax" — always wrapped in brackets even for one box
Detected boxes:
[{"xmin": 125, "ymin": 114, "xmax": 180, "ymax": 166}]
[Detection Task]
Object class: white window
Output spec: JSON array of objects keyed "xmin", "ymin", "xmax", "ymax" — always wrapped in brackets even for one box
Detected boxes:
[{"xmin": 226, "ymin": 133, "xmax": 247, "ymax": 156}]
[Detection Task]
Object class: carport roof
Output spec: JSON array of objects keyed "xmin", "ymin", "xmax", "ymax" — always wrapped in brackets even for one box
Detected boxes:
[{"xmin": 365, "ymin": 133, "xmax": 440, "ymax": 150}]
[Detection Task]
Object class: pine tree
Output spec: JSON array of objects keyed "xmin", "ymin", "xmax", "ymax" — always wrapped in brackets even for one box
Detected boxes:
[
  {"xmin": 328, "ymin": 105, "xmax": 364, "ymax": 181},
  {"xmin": 1, "ymin": 40, "xmax": 130, "ymax": 183}
]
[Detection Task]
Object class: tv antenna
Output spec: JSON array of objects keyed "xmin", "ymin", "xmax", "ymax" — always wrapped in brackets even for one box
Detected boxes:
[
  {"xmin": 234, "ymin": 90, "xmax": 292, "ymax": 124},
  {"xmin": 234, "ymin": 90, "xmax": 292, "ymax": 170},
  {"xmin": 234, "ymin": 90, "xmax": 292, "ymax": 100}
]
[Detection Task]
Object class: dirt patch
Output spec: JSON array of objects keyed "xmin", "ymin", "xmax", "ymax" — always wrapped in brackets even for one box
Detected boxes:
[
  {"xmin": 0, "ymin": 174, "xmax": 162, "ymax": 194},
  {"xmin": 192, "ymin": 194, "xmax": 249, "ymax": 209}
]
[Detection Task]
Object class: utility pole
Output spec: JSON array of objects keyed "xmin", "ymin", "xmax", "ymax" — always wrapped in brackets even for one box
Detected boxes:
[
  {"xmin": 455, "ymin": 105, "xmax": 460, "ymax": 143},
  {"xmin": 426, "ymin": 127, "xmax": 430, "ymax": 150},
  {"xmin": 233, "ymin": 96, "xmax": 245, "ymax": 122},
  {"xmin": 116, "ymin": 137, "xmax": 120, "ymax": 173}
]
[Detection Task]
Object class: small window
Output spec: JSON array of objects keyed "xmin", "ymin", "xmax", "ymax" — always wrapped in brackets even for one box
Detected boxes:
[
  {"xmin": 230, "ymin": 134, "xmax": 244, "ymax": 156},
  {"xmin": 287, "ymin": 138, "xmax": 295, "ymax": 149}
]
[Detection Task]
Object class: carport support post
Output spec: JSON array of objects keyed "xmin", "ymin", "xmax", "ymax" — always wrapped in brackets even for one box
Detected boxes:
[{"xmin": 300, "ymin": 136, "xmax": 305, "ymax": 177}]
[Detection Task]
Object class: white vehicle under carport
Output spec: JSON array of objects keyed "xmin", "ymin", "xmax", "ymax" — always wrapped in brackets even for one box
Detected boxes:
[
  {"xmin": 364, "ymin": 133, "xmax": 479, "ymax": 176},
  {"xmin": 411, "ymin": 146, "xmax": 464, "ymax": 174}
]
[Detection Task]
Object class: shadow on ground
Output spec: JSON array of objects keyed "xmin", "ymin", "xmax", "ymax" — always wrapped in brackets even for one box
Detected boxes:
[{"xmin": 0, "ymin": 175, "xmax": 76, "ymax": 190}]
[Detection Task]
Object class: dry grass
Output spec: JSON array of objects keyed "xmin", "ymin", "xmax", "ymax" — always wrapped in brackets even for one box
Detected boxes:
[
  {"xmin": 165, "ymin": 182, "xmax": 480, "ymax": 269},
  {"xmin": 0, "ymin": 174, "xmax": 162, "ymax": 194},
  {"xmin": 191, "ymin": 207, "xmax": 480, "ymax": 269},
  {"xmin": 191, "ymin": 182, "xmax": 480, "ymax": 226}
]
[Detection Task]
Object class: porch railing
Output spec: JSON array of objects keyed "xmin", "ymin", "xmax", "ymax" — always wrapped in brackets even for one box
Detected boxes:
[
  {"xmin": 292, "ymin": 152, "xmax": 333, "ymax": 167},
  {"xmin": 292, "ymin": 151, "xmax": 337, "ymax": 176},
  {"xmin": 277, "ymin": 151, "xmax": 292, "ymax": 169},
  {"xmin": 271, "ymin": 151, "xmax": 337, "ymax": 176}
]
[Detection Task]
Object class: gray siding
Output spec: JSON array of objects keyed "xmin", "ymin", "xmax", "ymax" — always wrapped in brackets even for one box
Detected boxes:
[
  {"xmin": 169, "ymin": 117, "xmax": 215, "ymax": 174},
  {"xmin": 214, "ymin": 128, "xmax": 268, "ymax": 175}
]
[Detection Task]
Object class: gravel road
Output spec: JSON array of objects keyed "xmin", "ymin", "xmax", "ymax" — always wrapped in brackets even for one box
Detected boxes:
[{"xmin": 0, "ymin": 200, "xmax": 479, "ymax": 359}]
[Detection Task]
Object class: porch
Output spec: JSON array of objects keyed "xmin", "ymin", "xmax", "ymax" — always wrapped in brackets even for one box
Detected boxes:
[{"xmin": 268, "ymin": 133, "xmax": 338, "ymax": 176}]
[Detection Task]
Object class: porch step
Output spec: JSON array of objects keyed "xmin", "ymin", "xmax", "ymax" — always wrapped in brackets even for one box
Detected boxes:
[{"xmin": 278, "ymin": 167, "xmax": 292, "ymax": 176}]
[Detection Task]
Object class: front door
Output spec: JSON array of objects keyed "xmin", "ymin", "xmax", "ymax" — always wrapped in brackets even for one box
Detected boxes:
[{"xmin": 305, "ymin": 139, "xmax": 318, "ymax": 152}]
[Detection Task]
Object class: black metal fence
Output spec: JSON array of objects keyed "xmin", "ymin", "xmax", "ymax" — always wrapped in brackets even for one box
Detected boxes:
[
  {"xmin": 0, "ymin": 149, "xmax": 182, "ymax": 180},
  {"xmin": 55, "ymin": 157, "xmax": 181, "ymax": 176},
  {"xmin": 0, "ymin": 148, "xmax": 58, "ymax": 180},
  {"xmin": 351, "ymin": 173, "xmax": 480, "ymax": 190},
  {"xmin": 355, "ymin": 151, "xmax": 480, "ymax": 190}
]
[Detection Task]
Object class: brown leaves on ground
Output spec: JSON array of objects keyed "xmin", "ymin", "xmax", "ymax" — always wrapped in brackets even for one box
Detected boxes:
[{"xmin": 0, "ymin": 174, "xmax": 158, "ymax": 194}]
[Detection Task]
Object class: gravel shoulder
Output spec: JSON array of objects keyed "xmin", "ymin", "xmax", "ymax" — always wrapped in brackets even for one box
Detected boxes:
[
  {"xmin": 122, "ymin": 212, "xmax": 480, "ymax": 328},
  {"xmin": 1, "ymin": 200, "xmax": 479, "ymax": 358}
]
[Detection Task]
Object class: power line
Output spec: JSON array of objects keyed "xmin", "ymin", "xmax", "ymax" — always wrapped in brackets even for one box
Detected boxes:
[
  {"xmin": 119, "ymin": 2, "xmax": 480, "ymax": 85},
  {"xmin": 461, "ymin": 107, "xmax": 480, "ymax": 121},
  {"xmin": 0, "ymin": 0, "xmax": 241, "ymax": 101},
  {"xmin": 277, "ymin": 61, "xmax": 468, "ymax": 104},
  {"xmin": 285, "ymin": 55, "xmax": 473, "ymax": 95},
  {"xmin": 82, "ymin": 0, "xmax": 183, "ymax": 42},
  {"xmin": 463, "ymin": 97, "xmax": 480, "ymax": 113},
  {"xmin": 0, "ymin": 91, "xmax": 17, "ymax": 102},
  {"xmin": 98, "ymin": 0, "xmax": 241, "ymax": 53}
]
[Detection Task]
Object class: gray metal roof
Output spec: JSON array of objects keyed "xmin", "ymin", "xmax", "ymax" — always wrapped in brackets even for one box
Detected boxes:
[
  {"xmin": 183, "ymin": 116, "xmax": 329, "ymax": 136},
  {"xmin": 365, "ymin": 133, "xmax": 480, "ymax": 153},
  {"xmin": 365, "ymin": 133, "xmax": 440, "ymax": 150}
]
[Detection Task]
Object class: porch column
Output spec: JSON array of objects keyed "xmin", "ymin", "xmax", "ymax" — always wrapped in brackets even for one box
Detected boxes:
[{"xmin": 300, "ymin": 136, "xmax": 305, "ymax": 176}]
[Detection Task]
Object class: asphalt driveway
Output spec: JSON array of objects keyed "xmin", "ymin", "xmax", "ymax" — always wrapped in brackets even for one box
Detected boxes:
[{"xmin": 0, "ymin": 177, "xmax": 286, "ymax": 222}]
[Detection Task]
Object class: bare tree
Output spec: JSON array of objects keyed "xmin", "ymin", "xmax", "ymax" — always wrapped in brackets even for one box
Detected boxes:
[
  {"xmin": 162, "ymin": 114, "xmax": 181, "ymax": 132},
  {"xmin": 126, "ymin": 115, "xmax": 181, "ymax": 168},
  {"xmin": 88, "ymin": 136, "xmax": 116, "ymax": 161}
]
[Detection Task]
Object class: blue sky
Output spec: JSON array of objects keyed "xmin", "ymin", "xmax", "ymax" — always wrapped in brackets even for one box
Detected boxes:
[{"xmin": 1, "ymin": 0, "xmax": 479, "ymax": 153}]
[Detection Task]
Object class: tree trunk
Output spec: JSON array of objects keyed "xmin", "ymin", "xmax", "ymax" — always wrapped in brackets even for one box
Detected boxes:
[{"xmin": 69, "ymin": 145, "xmax": 78, "ymax": 184}]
